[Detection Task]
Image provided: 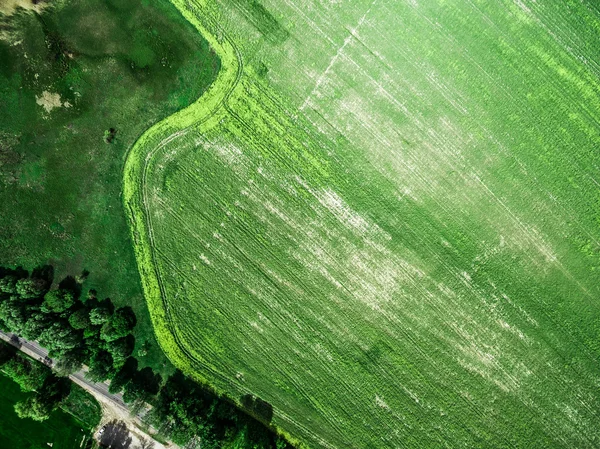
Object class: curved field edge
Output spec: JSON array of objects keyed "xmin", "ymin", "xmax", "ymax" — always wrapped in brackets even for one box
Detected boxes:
[
  {"xmin": 122, "ymin": 0, "xmax": 240, "ymax": 395},
  {"xmin": 123, "ymin": 3, "xmax": 308, "ymax": 445}
]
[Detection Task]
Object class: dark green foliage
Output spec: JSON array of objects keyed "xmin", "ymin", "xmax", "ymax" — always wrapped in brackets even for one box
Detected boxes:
[
  {"xmin": 14, "ymin": 395, "xmax": 52, "ymax": 422},
  {"xmin": 42, "ymin": 289, "xmax": 75, "ymax": 314},
  {"xmin": 15, "ymin": 374, "xmax": 71, "ymax": 422},
  {"xmin": 38, "ymin": 321, "xmax": 83, "ymax": 352},
  {"xmin": 2, "ymin": 357, "xmax": 48, "ymax": 392},
  {"xmin": 122, "ymin": 367, "xmax": 161, "ymax": 404},
  {"xmin": 21, "ymin": 311, "xmax": 52, "ymax": 341},
  {"xmin": 0, "ymin": 275, "xmax": 19, "ymax": 295},
  {"xmin": 15, "ymin": 278, "xmax": 48, "ymax": 299},
  {"xmin": 108, "ymin": 357, "xmax": 137, "ymax": 394},
  {"xmin": 149, "ymin": 371, "xmax": 291, "ymax": 449},
  {"xmin": 86, "ymin": 350, "xmax": 114, "ymax": 383},
  {"xmin": 68, "ymin": 307, "xmax": 91, "ymax": 330},
  {"xmin": 89, "ymin": 305, "xmax": 112, "ymax": 326},
  {"xmin": 0, "ymin": 299, "xmax": 27, "ymax": 334},
  {"xmin": 100, "ymin": 307, "xmax": 136, "ymax": 342},
  {"xmin": 106, "ymin": 335, "xmax": 134, "ymax": 368},
  {"xmin": 53, "ymin": 347, "xmax": 87, "ymax": 376}
]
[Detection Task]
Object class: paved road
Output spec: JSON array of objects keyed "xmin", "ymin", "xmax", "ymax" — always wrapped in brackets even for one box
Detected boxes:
[
  {"xmin": 0, "ymin": 330, "xmax": 171, "ymax": 448},
  {"xmin": 0, "ymin": 330, "xmax": 128, "ymax": 410}
]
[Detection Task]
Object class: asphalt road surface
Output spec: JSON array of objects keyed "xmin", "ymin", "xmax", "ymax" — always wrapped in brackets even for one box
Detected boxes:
[{"xmin": 0, "ymin": 330, "xmax": 128, "ymax": 410}]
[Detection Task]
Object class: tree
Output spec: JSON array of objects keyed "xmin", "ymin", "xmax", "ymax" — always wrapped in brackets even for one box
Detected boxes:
[
  {"xmin": 38, "ymin": 321, "xmax": 83, "ymax": 352},
  {"xmin": 0, "ymin": 299, "xmax": 27, "ymax": 334},
  {"xmin": 15, "ymin": 374, "xmax": 72, "ymax": 421},
  {"xmin": 3, "ymin": 357, "xmax": 48, "ymax": 392},
  {"xmin": 14, "ymin": 396, "xmax": 51, "ymax": 422},
  {"xmin": 54, "ymin": 347, "xmax": 87, "ymax": 376},
  {"xmin": 42, "ymin": 289, "xmax": 75, "ymax": 313},
  {"xmin": 109, "ymin": 357, "xmax": 138, "ymax": 394},
  {"xmin": 22, "ymin": 311, "xmax": 52, "ymax": 341},
  {"xmin": 15, "ymin": 278, "xmax": 48, "ymax": 299},
  {"xmin": 106, "ymin": 335, "xmax": 135, "ymax": 368},
  {"xmin": 122, "ymin": 367, "xmax": 161, "ymax": 404},
  {"xmin": 0, "ymin": 275, "xmax": 19, "ymax": 294},
  {"xmin": 86, "ymin": 350, "xmax": 114, "ymax": 382},
  {"xmin": 89, "ymin": 305, "xmax": 112, "ymax": 326},
  {"xmin": 38, "ymin": 374, "xmax": 71, "ymax": 407},
  {"xmin": 68, "ymin": 307, "xmax": 91, "ymax": 330},
  {"xmin": 100, "ymin": 307, "xmax": 136, "ymax": 342}
]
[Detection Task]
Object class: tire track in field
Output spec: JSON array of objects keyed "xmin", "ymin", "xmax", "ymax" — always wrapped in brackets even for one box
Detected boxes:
[
  {"xmin": 150, "ymin": 131, "xmax": 531, "ymax": 448},
  {"xmin": 128, "ymin": 1, "xmax": 600, "ymax": 447},
  {"xmin": 128, "ymin": 2, "xmax": 353, "ymax": 446}
]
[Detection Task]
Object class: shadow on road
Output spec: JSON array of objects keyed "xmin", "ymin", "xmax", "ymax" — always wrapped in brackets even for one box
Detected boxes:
[{"xmin": 99, "ymin": 420, "xmax": 132, "ymax": 449}]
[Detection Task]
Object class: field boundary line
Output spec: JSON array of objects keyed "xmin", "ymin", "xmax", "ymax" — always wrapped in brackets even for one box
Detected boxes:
[{"xmin": 122, "ymin": 0, "xmax": 242, "ymax": 389}]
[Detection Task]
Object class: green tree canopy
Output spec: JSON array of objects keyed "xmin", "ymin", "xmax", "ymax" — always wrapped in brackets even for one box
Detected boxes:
[
  {"xmin": 86, "ymin": 350, "xmax": 114, "ymax": 382},
  {"xmin": 68, "ymin": 307, "xmax": 91, "ymax": 330},
  {"xmin": 108, "ymin": 357, "xmax": 138, "ymax": 394},
  {"xmin": 38, "ymin": 321, "xmax": 84, "ymax": 352},
  {"xmin": 22, "ymin": 311, "xmax": 52, "ymax": 341},
  {"xmin": 122, "ymin": 367, "xmax": 161, "ymax": 404},
  {"xmin": 3, "ymin": 357, "xmax": 48, "ymax": 392},
  {"xmin": 42, "ymin": 289, "xmax": 75, "ymax": 313},
  {"xmin": 106, "ymin": 335, "xmax": 135, "ymax": 368},
  {"xmin": 0, "ymin": 275, "xmax": 19, "ymax": 295},
  {"xmin": 15, "ymin": 278, "xmax": 48, "ymax": 299},
  {"xmin": 14, "ymin": 396, "xmax": 52, "ymax": 422},
  {"xmin": 0, "ymin": 299, "xmax": 27, "ymax": 334},
  {"xmin": 100, "ymin": 307, "xmax": 136, "ymax": 342},
  {"xmin": 15, "ymin": 374, "xmax": 71, "ymax": 422},
  {"xmin": 53, "ymin": 346, "xmax": 88, "ymax": 376},
  {"xmin": 89, "ymin": 305, "xmax": 112, "ymax": 326}
]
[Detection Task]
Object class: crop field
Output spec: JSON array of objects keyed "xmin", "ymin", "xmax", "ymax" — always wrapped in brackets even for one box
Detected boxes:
[{"xmin": 124, "ymin": 0, "xmax": 600, "ymax": 448}]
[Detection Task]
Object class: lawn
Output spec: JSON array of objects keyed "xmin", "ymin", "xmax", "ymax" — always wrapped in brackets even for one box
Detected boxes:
[
  {"xmin": 0, "ymin": 373, "xmax": 94, "ymax": 449},
  {"xmin": 124, "ymin": 0, "xmax": 600, "ymax": 448},
  {"xmin": 0, "ymin": 0, "xmax": 219, "ymax": 375}
]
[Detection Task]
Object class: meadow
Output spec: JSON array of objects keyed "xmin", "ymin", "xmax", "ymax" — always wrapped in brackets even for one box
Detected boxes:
[
  {"xmin": 0, "ymin": 373, "xmax": 96, "ymax": 449},
  {"xmin": 123, "ymin": 0, "xmax": 600, "ymax": 447},
  {"xmin": 0, "ymin": 0, "xmax": 219, "ymax": 373}
]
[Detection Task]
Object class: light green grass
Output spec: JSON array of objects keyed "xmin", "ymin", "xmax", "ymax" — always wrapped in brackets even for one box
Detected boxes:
[{"xmin": 125, "ymin": 0, "xmax": 600, "ymax": 447}]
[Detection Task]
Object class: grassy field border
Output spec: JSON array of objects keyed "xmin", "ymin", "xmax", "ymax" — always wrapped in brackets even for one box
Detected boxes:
[
  {"xmin": 123, "ymin": 4, "xmax": 311, "ymax": 445},
  {"xmin": 123, "ymin": 0, "xmax": 241, "ymax": 381}
]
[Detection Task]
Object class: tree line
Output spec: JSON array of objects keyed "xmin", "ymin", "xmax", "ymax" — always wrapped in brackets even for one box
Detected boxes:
[
  {"xmin": 0, "ymin": 341, "xmax": 71, "ymax": 421},
  {"xmin": 0, "ymin": 265, "xmax": 293, "ymax": 449}
]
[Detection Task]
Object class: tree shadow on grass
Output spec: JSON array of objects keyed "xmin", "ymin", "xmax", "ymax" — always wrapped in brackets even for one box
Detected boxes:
[
  {"xmin": 99, "ymin": 420, "xmax": 132, "ymax": 449},
  {"xmin": 58, "ymin": 275, "xmax": 82, "ymax": 300},
  {"xmin": 241, "ymin": 394, "xmax": 274, "ymax": 424}
]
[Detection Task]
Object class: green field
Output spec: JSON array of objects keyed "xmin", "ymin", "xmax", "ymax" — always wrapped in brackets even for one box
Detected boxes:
[
  {"xmin": 0, "ymin": 373, "xmax": 94, "ymax": 449},
  {"xmin": 126, "ymin": 0, "xmax": 599, "ymax": 447},
  {"xmin": 0, "ymin": 0, "xmax": 219, "ymax": 373}
]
